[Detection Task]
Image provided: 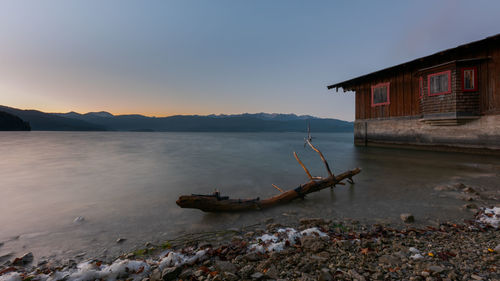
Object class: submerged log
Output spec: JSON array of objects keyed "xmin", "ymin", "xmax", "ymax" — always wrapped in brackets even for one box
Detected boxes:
[
  {"xmin": 176, "ymin": 127, "xmax": 361, "ymax": 212},
  {"xmin": 176, "ymin": 168, "xmax": 361, "ymax": 212}
]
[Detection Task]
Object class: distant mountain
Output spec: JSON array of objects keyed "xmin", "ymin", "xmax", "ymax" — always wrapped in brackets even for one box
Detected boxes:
[
  {"xmin": 0, "ymin": 105, "xmax": 106, "ymax": 131},
  {"xmin": 0, "ymin": 105, "xmax": 353, "ymax": 132},
  {"xmin": 0, "ymin": 111, "xmax": 31, "ymax": 131}
]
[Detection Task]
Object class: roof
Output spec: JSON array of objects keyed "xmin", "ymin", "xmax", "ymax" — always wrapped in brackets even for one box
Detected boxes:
[{"xmin": 327, "ymin": 33, "xmax": 500, "ymax": 91}]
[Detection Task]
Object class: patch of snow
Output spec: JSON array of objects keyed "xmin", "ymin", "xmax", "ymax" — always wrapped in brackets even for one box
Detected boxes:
[
  {"xmin": 0, "ymin": 272, "xmax": 22, "ymax": 281},
  {"xmin": 478, "ymin": 207, "xmax": 500, "ymax": 228},
  {"xmin": 410, "ymin": 253, "xmax": 424, "ymax": 260},
  {"xmin": 249, "ymin": 227, "xmax": 328, "ymax": 253},
  {"xmin": 409, "ymin": 247, "xmax": 420, "ymax": 254}
]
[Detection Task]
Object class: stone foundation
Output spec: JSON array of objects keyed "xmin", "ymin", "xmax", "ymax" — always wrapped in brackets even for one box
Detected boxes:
[{"xmin": 354, "ymin": 115, "xmax": 500, "ymax": 153}]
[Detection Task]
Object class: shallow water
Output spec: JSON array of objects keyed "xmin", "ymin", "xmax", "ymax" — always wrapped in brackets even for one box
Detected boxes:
[{"xmin": 0, "ymin": 131, "xmax": 498, "ymax": 261}]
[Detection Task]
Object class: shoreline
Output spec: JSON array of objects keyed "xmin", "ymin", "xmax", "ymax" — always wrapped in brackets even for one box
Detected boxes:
[{"xmin": 1, "ymin": 207, "xmax": 499, "ymax": 281}]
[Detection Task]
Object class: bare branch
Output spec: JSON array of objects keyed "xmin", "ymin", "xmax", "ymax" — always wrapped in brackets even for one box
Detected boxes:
[
  {"xmin": 293, "ymin": 151, "xmax": 314, "ymax": 180},
  {"xmin": 305, "ymin": 139, "xmax": 334, "ymax": 178},
  {"xmin": 271, "ymin": 184, "xmax": 284, "ymax": 193}
]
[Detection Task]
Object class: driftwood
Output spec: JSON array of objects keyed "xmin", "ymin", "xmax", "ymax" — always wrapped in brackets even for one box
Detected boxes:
[{"xmin": 176, "ymin": 131, "xmax": 361, "ymax": 212}]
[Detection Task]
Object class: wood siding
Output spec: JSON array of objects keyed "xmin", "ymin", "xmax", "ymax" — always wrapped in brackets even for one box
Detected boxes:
[{"xmin": 354, "ymin": 39, "xmax": 500, "ymax": 120}]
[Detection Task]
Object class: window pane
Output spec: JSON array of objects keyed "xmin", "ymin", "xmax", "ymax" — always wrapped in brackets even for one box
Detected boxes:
[
  {"xmin": 373, "ymin": 86, "xmax": 387, "ymax": 104},
  {"xmin": 430, "ymin": 73, "xmax": 449, "ymax": 94},
  {"xmin": 464, "ymin": 69, "xmax": 474, "ymax": 90}
]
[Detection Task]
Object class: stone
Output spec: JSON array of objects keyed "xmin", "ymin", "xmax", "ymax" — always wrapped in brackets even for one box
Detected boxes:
[
  {"xmin": 223, "ymin": 272, "xmax": 239, "ymax": 281},
  {"xmin": 264, "ymin": 265, "xmax": 279, "ymax": 279},
  {"xmin": 299, "ymin": 218, "xmax": 330, "ymax": 225},
  {"xmin": 215, "ymin": 260, "xmax": 237, "ymax": 274},
  {"xmin": 434, "ymin": 185, "xmax": 453, "ymax": 191},
  {"xmin": 239, "ymin": 264, "xmax": 254, "ymax": 277},
  {"xmin": 300, "ymin": 235, "xmax": 325, "ymax": 253},
  {"xmin": 348, "ymin": 269, "xmax": 366, "ymax": 281},
  {"xmin": 161, "ymin": 266, "xmax": 181, "ymax": 281},
  {"xmin": 400, "ymin": 213, "xmax": 415, "ymax": 223},
  {"xmin": 379, "ymin": 254, "xmax": 400, "ymax": 265},
  {"xmin": 494, "ymin": 244, "xmax": 500, "ymax": 252},
  {"xmin": 116, "ymin": 238, "xmax": 126, "ymax": 243},
  {"xmin": 73, "ymin": 216, "xmax": 85, "ymax": 223},
  {"xmin": 150, "ymin": 269, "xmax": 162, "ymax": 281},
  {"xmin": 243, "ymin": 252, "xmax": 261, "ymax": 261},
  {"xmin": 250, "ymin": 272, "xmax": 264, "ymax": 280},
  {"xmin": 462, "ymin": 187, "xmax": 476, "ymax": 193},
  {"xmin": 12, "ymin": 252, "xmax": 33, "ymax": 266},
  {"xmin": 428, "ymin": 265, "xmax": 444, "ymax": 273},
  {"xmin": 463, "ymin": 203, "xmax": 477, "ymax": 209},
  {"xmin": 179, "ymin": 269, "xmax": 193, "ymax": 279},
  {"xmin": 470, "ymin": 274, "xmax": 483, "ymax": 280},
  {"xmin": 318, "ymin": 270, "xmax": 333, "ymax": 281}
]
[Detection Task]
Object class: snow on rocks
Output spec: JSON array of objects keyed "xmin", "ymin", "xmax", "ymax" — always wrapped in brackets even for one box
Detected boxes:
[
  {"xmin": 249, "ymin": 227, "xmax": 328, "ymax": 253},
  {"xmin": 0, "ymin": 272, "xmax": 22, "ymax": 281},
  {"xmin": 476, "ymin": 207, "xmax": 500, "ymax": 228}
]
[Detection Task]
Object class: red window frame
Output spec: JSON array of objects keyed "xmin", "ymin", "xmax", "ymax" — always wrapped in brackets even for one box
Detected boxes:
[
  {"xmin": 419, "ymin": 76, "xmax": 424, "ymax": 98},
  {"xmin": 461, "ymin": 66, "xmax": 478, "ymax": 92},
  {"xmin": 371, "ymin": 82, "xmax": 390, "ymax": 107},
  {"xmin": 427, "ymin": 70, "xmax": 452, "ymax": 96}
]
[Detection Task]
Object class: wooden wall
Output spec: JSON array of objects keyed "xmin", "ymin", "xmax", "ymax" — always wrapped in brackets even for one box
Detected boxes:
[
  {"xmin": 353, "ymin": 38, "xmax": 500, "ymax": 120},
  {"xmin": 354, "ymin": 68, "xmax": 421, "ymax": 120}
]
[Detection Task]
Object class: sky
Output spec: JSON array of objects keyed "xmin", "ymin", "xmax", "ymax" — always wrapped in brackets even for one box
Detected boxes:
[{"xmin": 0, "ymin": 1, "xmax": 499, "ymax": 121}]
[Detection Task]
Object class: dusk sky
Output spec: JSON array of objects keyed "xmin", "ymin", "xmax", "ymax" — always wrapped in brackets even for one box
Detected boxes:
[{"xmin": 1, "ymin": 1, "xmax": 499, "ymax": 121}]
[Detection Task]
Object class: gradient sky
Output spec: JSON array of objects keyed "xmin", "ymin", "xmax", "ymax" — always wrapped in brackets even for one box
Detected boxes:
[{"xmin": 1, "ymin": 1, "xmax": 499, "ymax": 121}]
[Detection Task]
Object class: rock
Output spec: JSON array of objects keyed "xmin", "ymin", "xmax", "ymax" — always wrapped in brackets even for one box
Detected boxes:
[
  {"xmin": 243, "ymin": 252, "xmax": 261, "ymax": 261},
  {"xmin": 421, "ymin": 271, "xmax": 430, "ymax": 277},
  {"xmin": 300, "ymin": 235, "xmax": 325, "ymax": 253},
  {"xmin": 463, "ymin": 203, "xmax": 477, "ymax": 209},
  {"xmin": 400, "ymin": 213, "xmax": 415, "ymax": 223},
  {"xmin": 239, "ymin": 264, "xmax": 254, "ymax": 277},
  {"xmin": 215, "ymin": 260, "xmax": 237, "ymax": 274},
  {"xmin": 348, "ymin": 269, "xmax": 366, "ymax": 281},
  {"xmin": 434, "ymin": 185, "xmax": 453, "ymax": 191},
  {"xmin": 299, "ymin": 218, "xmax": 330, "ymax": 226},
  {"xmin": 250, "ymin": 272, "xmax": 264, "ymax": 280},
  {"xmin": 428, "ymin": 265, "xmax": 444, "ymax": 273},
  {"xmin": 73, "ymin": 216, "xmax": 85, "ymax": 223},
  {"xmin": 379, "ymin": 254, "xmax": 400, "ymax": 265},
  {"xmin": 462, "ymin": 187, "xmax": 476, "ymax": 193},
  {"xmin": 452, "ymin": 183, "xmax": 466, "ymax": 190},
  {"xmin": 223, "ymin": 272, "xmax": 239, "ymax": 281},
  {"xmin": 410, "ymin": 253, "xmax": 424, "ymax": 260},
  {"xmin": 179, "ymin": 269, "xmax": 193, "ymax": 279},
  {"xmin": 264, "ymin": 265, "xmax": 279, "ymax": 279},
  {"xmin": 150, "ymin": 269, "xmax": 162, "ymax": 281},
  {"xmin": 161, "ymin": 266, "xmax": 181, "ymax": 281},
  {"xmin": 116, "ymin": 238, "xmax": 126, "ymax": 243},
  {"xmin": 494, "ymin": 244, "xmax": 500, "ymax": 252},
  {"xmin": 470, "ymin": 274, "xmax": 483, "ymax": 280},
  {"xmin": 318, "ymin": 270, "xmax": 333, "ymax": 281},
  {"xmin": 12, "ymin": 252, "xmax": 33, "ymax": 266}
]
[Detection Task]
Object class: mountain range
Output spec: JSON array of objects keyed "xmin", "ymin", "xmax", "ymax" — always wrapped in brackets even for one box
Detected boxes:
[{"xmin": 0, "ymin": 105, "xmax": 353, "ymax": 132}]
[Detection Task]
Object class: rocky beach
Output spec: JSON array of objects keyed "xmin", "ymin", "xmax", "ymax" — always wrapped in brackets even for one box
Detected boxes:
[{"xmin": 1, "ymin": 182, "xmax": 499, "ymax": 281}]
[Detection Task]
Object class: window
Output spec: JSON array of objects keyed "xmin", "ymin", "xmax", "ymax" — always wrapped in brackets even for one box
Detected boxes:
[
  {"xmin": 462, "ymin": 67, "xmax": 478, "ymax": 92},
  {"xmin": 371, "ymin": 82, "xmax": 390, "ymax": 107},
  {"xmin": 427, "ymin": 70, "xmax": 451, "ymax": 96},
  {"xmin": 419, "ymin": 76, "xmax": 424, "ymax": 98}
]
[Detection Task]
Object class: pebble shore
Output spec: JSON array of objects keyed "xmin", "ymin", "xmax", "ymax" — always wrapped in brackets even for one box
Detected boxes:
[{"xmin": 1, "ymin": 181, "xmax": 499, "ymax": 281}]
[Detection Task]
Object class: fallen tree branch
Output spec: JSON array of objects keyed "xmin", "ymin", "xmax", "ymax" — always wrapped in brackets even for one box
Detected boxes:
[
  {"xmin": 176, "ymin": 130, "xmax": 361, "ymax": 212},
  {"xmin": 176, "ymin": 168, "xmax": 361, "ymax": 212}
]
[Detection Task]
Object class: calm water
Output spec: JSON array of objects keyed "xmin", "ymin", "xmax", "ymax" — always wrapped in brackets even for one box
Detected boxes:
[{"xmin": 0, "ymin": 132, "xmax": 499, "ymax": 261}]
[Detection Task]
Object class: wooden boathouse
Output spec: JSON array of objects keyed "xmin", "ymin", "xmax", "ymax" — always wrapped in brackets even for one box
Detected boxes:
[{"xmin": 328, "ymin": 34, "xmax": 500, "ymax": 152}]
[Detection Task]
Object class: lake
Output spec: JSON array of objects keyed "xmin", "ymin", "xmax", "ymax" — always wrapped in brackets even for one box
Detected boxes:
[{"xmin": 0, "ymin": 131, "xmax": 498, "ymax": 262}]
